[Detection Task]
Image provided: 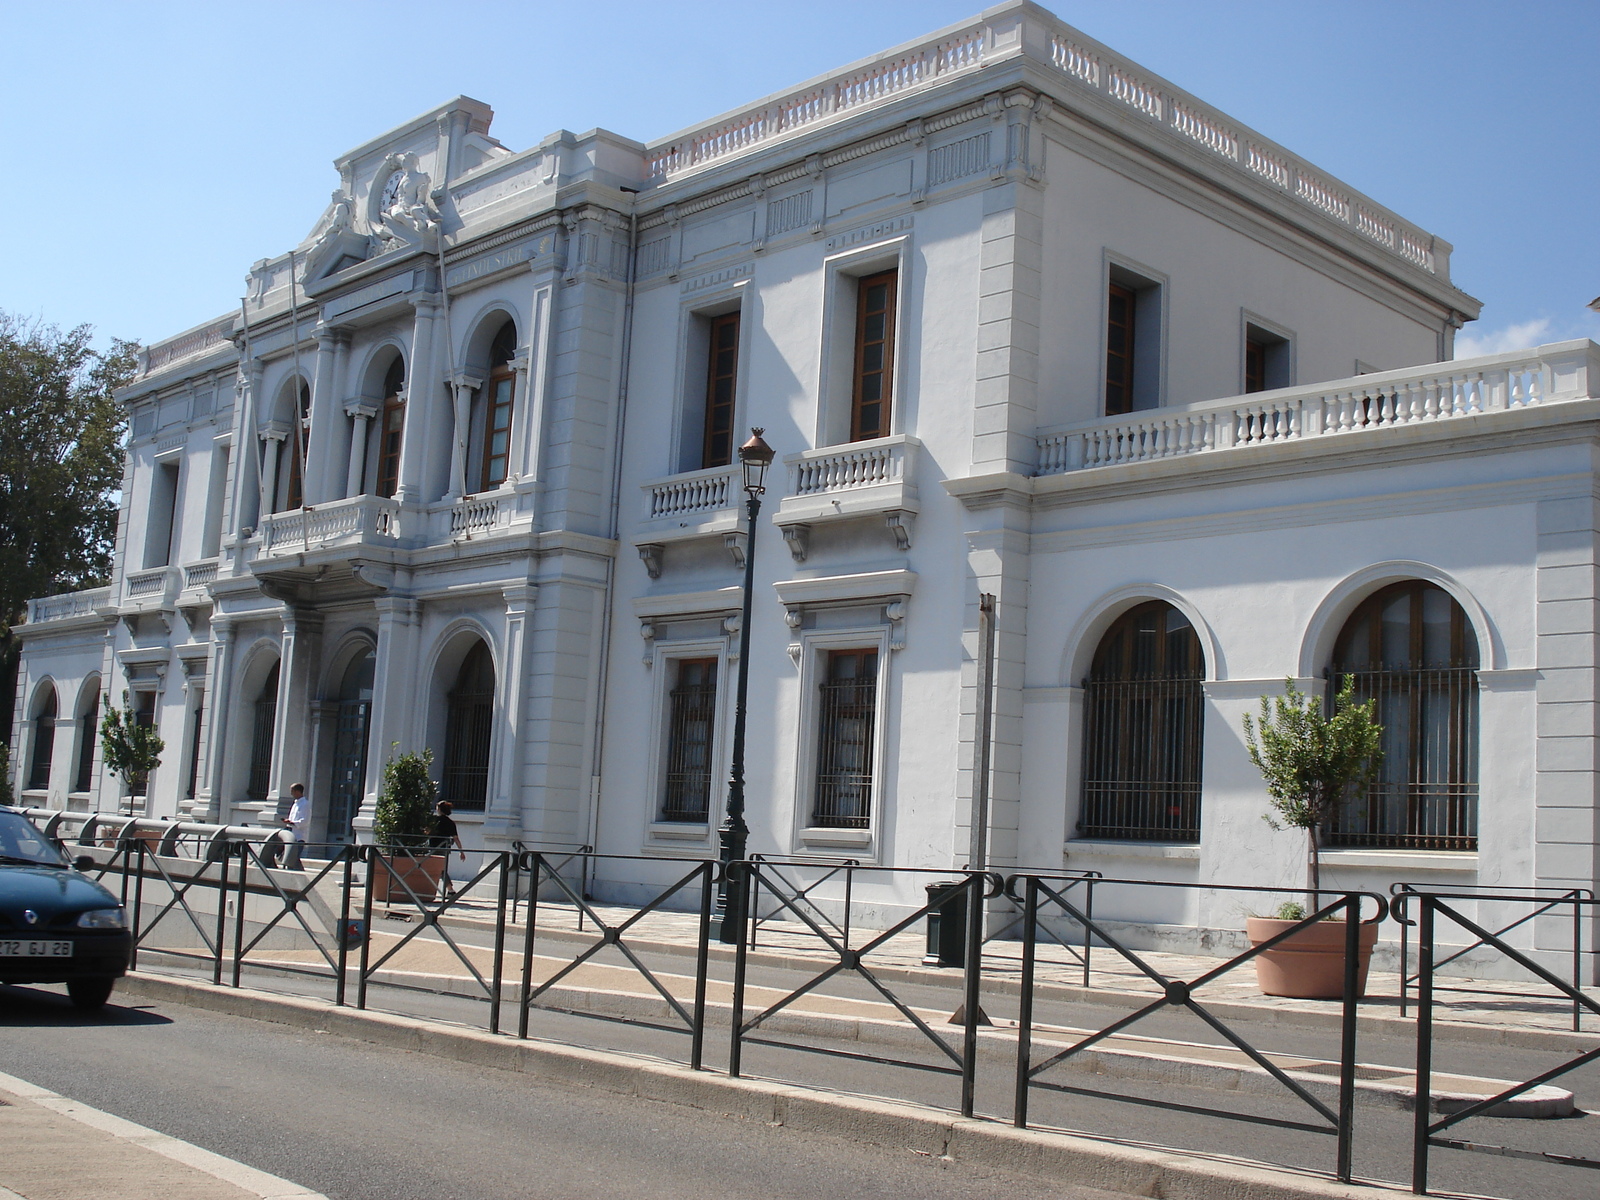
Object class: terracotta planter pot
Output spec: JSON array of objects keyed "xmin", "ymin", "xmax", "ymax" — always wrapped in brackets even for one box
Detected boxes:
[
  {"xmin": 370, "ymin": 853, "xmax": 445, "ymax": 903},
  {"xmin": 1246, "ymin": 916, "xmax": 1379, "ymax": 999}
]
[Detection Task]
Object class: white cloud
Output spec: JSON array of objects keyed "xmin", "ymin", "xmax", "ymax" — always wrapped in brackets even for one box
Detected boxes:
[{"xmin": 1454, "ymin": 318, "xmax": 1551, "ymax": 359}]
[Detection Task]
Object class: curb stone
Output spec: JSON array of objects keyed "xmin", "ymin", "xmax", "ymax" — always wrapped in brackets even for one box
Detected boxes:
[{"xmin": 118, "ymin": 971, "xmax": 1418, "ymax": 1200}]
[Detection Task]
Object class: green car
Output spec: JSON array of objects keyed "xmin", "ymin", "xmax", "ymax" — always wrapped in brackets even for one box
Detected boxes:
[{"xmin": 0, "ymin": 808, "xmax": 132, "ymax": 1010}]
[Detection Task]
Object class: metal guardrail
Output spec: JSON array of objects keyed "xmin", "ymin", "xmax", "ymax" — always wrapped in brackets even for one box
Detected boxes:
[
  {"xmin": 1391, "ymin": 881, "xmax": 1596, "ymax": 1031},
  {"xmin": 727, "ymin": 862, "xmax": 1000, "ymax": 1118},
  {"xmin": 1009, "ymin": 874, "xmax": 1388, "ymax": 1186}
]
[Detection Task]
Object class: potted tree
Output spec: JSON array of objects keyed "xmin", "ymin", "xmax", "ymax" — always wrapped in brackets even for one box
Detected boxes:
[
  {"xmin": 100, "ymin": 692, "xmax": 165, "ymax": 821},
  {"xmin": 370, "ymin": 746, "xmax": 444, "ymax": 903},
  {"xmin": 1242, "ymin": 677, "xmax": 1383, "ymax": 999}
]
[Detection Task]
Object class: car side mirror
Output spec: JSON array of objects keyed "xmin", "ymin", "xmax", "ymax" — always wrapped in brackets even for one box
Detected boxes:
[{"xmin": 74, "ymin": 855, "xmax": 96, "ymax": 872}]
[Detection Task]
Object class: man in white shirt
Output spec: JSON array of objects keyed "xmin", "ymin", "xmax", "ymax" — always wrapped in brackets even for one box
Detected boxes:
[{"xmin": 283, "ymin": 782, "xmax": 311, "ymax": 869}]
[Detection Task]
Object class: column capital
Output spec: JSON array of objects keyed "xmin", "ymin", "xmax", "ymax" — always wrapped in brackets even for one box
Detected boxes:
[
  {"xmin": 258, "ymin": 424, "xmax": 289, "ymax": 443},
  {"xmin": 503, "ymin": 583, "xmax": 538, "ymax": 614},
  {"xmin": 449, "ymin": 372, "xmax": 486, "ymax": 392},
  {"xmin": 344, "ymin": 397, "xmax": 381, "ymax": 420},
  {"xmin": 410, "ymin": 292, "xmax": 442, "ymax": 316}
]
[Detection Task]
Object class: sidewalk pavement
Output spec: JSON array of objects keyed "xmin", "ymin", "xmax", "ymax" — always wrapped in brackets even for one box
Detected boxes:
[{"xmin": 0, "ymin": 1071, "xmax": 323, "ymax": 1200}]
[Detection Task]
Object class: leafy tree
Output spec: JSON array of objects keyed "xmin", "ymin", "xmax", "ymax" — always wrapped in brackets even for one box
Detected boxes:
[
  {"xmin": 0, "ymin": 312, "xmax": 138, "ymax": 738},
  {"xmin": 373, "ymin": 746, "xmax": 437, "ymax": 853},
  {"xmin": 1242, "ymin": 677, "xmax": 1383, "ymax": 900},
  {"xmin": 100, "ymin": 692, "xmax": 165, "ymax": 807}
]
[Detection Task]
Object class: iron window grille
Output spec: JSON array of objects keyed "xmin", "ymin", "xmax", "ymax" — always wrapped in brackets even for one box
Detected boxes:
[
  {"xmin": 1078, "ymin": 601, "xmax": 1204, "ymax": 842},
  {"xmin": 1329, "ymin": 581, "xmax": 1479, "ymax": 851},
  {"xmin": 661, "ymin": 658, "xmax": 718, "ymax": 822},
  {"xmin": 246, "ymin": 665, "xmax": 279, "ymax": 801},
  {"xmin": 442, "ymin": 642, "xmax": 494, "ymax": 811},
  {"xmin": 27, "ymin": 691, "xmax": 56, "ymax": 791},
  {"xmin": 812, "ymin": 649, "xmax": 879, "ymax": 829}
]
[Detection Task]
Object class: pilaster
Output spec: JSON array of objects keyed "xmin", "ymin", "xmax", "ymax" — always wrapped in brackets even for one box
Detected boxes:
[
  {"xmin": 970, "ymin": 180, "xmax": 1043, "ymax": 474},
  {"xmin": 356, "ymin": 594, "xmax": 421, "ymax": 840}
]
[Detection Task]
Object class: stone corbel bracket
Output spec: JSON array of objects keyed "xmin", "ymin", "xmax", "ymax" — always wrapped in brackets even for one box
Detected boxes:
[
  {"xmin": 638, "ymin": 543, "xmax": 664, "ymax": 580},
  {"xmin": 782, "ymin": 524, "xmax": 811, "ymax": 563}
]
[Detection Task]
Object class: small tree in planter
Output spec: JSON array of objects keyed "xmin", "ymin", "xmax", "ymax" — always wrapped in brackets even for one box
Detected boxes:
[
  {"xmin": 1241, "ymin": 677, "xmax": 1384, "ymax": 999},
  {"xmin": 1243, "ymin": 677, "xmax": 1383, "ymax": 899},
  {"xmin": 371, "ymin": 746, "xmax": 441, "ymax": 901},
  {"xmin": 100, "ymin": 692, "xmax": 165, "ymax": 815}
]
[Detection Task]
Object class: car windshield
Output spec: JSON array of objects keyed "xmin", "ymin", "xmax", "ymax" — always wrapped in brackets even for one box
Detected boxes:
[{"xmin": 0, "ymin": 811, "xmax": 68, "ymax": 867}]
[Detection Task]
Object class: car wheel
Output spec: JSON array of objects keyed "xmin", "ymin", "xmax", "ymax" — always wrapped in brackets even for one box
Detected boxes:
[{"xmin": 66, "ymin": 978, "xmax": 115, "ymax": 1011}]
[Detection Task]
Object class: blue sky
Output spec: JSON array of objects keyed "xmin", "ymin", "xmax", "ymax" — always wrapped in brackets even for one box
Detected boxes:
[{"xmin": 2, "ymin": 0, "xmax": 1595, "ymax": 357}]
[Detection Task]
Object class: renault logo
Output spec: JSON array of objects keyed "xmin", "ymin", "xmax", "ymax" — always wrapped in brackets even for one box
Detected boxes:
[{"xmin": 23, "ymin": 910, "xmax": 38, "ymax": 925}]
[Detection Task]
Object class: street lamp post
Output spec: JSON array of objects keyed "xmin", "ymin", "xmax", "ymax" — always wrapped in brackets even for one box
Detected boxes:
[{"xmin": 716, "ymin": 427, "xmax": 774, "ymax": 944}]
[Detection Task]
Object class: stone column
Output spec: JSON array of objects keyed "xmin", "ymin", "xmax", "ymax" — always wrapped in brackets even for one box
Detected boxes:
[
  {"xmin": 257, "ymin": 428, "xmax": 286, "ymax": 519},
  {"xmin": 447, "ymin": 374, "xmax": 483, "ymax": 501},
  {"xmin": 344, "ymin": 399, "xmax": 379, "ymax": 498},
  {"xmin": 303, "ymin": 324, "xmax": 343, "ymax": 505},
  {"xmin": 356, "ymin": 595, "xmax": 420, "ymax": 842},
  {"xmin": 193, "ymin": 616, "xmax": 234, "ymax": 824},
  {"xmin": 482, "ymin": 583, "xmax": 536, "ymax": 849},
  {"xmin": 397, "ymin": 295, "xmax": 439, "ymax": 505},
  {"xmin": 264, "ymin": 608, "xmax": 323, "ymax": 824}
]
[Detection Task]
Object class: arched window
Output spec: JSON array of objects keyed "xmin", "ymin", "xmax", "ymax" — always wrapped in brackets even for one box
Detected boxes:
[
  {"xmin": 247, "ymin": 663, "xmax": 280, "ymax": 801},
  {"xmin": 1330, "ymin": 581, "xmax": 1478, "ymax": 850},
  {"xmin": 327, "ymin": 650, "xmax": 374, "ymax": 844},
  {"xmin": 479, "ymin": 322, "xmax": 517, "ymax": 492},
  {"xmin": 27, "ymin": 687, "xmax": 57, "ymax": 791},
  {"xmin": 1078, "ymin": 601, "xmax": 1204, "ymax": 842},
  {"xmin": 278, "ymin": 380, "xmax": 311, "ymax": 512},
  {"xmin": 442, "ymin": 642, "xmax": 494, "ymax": 811},
  {"xmin": 375, "ymin": 359, "xmax": 406, "ymax": 499},
  {"xmin": 75, "ymin": 680, "xmax": 100, "ymax": 793}
]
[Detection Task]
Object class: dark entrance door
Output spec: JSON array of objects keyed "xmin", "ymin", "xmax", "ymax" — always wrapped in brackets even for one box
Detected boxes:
[{"xmin": 326, "ymin": 700, "xmax": 370, "ymax": 846}]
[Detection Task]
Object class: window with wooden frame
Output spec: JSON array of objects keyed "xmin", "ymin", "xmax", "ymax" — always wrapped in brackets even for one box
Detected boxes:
[
  {"xmin": 812, "ymin": 648, "xmax": 879, "ymax": 829},
  {"xmin": 1244, "ymin": 338, "xmax": 1266, "ymax": 394},
  {"xmin": 1104, "ymin": 283, "xmax": 1136, "ymax": 416},
  {"xmin": 661, "ymin": 658, "xmax": 719, "ymax": 823},
  {"xmin": 442, "ymin": 642, "xmax": 494, "ymax": 812},
  {"xmin": 1244, "ymin": 322, "xmax": 1291, "ymax": 394},
  {"xmin": 479, "ymin": 322, "xmax": 517, "ymax": 492},
  {"xmin": 1078, "ymin": 601, "xmax": 1204, "ymax": 842},
  {"xmin": 374, "ymin": 359, "xmax": 405, "ymax": 499},
  {"xmin": 283, "ymin": 380, "xmax": 310, "ymax": 511},
  {"xmin": 1330, "ymin": 581, "xmax": 1479, "ymax": 851},
  {"xmin": 850, "ymin": 271, "xmax": 897, "ymax": 442},
  {"xmin": 701, "ymin": 312, "xmax": 740, "ymax": 468}
]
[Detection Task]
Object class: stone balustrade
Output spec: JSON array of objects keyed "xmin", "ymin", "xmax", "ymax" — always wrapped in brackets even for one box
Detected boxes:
[
  {"xmin": 182, "ymin": 560, "xmax": 219, "ymax": 590},
  {"xmin": 1035, "ymin": 341, "xmax": 1600, "ymax": 476},
  {"xmin": 449, "ymin": 495, "xmax": 502, "ymax": 537},
  {"xmin": 788, "ymin": 437, "xmax": 912, "ymax": 497},
  {"xmin": 124, "ymin": 567, "xmax": 179, "ymax": 603},
  {"xmin": 257, "ymin": 495, "xmax": 401, "ymax": 555},
  {"xmin": 643, "ymin": 465, "xmax": 737, "ymax": 520},
  {"xmin": 26, "ymin": 587, "xmax": 111, "ymax": 624}
]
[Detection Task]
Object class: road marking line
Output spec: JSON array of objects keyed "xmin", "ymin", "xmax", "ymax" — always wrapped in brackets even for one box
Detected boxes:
[{"xmin": 0, "ymin": 1069, "xmax": 326, "ymax": 1200}]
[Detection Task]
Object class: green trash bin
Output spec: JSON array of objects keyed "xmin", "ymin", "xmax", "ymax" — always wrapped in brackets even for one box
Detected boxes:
[{"xmin": 922, "ymin": 881, "xmax": 967, "ymax": 968}]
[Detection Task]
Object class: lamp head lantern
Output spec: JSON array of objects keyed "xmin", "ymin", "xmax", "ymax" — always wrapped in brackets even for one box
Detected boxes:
[{"xmin": 738, "ymin": 427, "xmax": 775, "ymax": 496}]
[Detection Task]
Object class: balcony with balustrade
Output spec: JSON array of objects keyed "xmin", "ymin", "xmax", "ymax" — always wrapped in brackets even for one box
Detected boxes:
[
  {"xmin": 22, "ymin": 587, "xmax": 112, "ymax": 630},
  {"xmin": 634, "ymin": 465, "xmax": 744, "ymax": 578},
  {"xmin": 771, "ymin": 435, "xmax": 920, "ymax": 562},
  {"xmin": 1017, "ymin": 341, "xmax": 1600, "ymax": 495},
  {"xmin": 251, "ymin": 495, "xmax": 403, "ymax": 565}
]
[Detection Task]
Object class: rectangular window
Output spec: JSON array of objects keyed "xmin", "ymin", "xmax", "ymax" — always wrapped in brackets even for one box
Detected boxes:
[
  {"xmin": 375, "ymin": 398, "xmax": 404, "ymax": 498},
  {"xmin": 812, "ymin": 648, "xmax": 879, "ymax": 829},
  {"xmin": 144, "ymin": 461, "xmax": 181, "ymax": 568},
  {"xmin": 200, "ymin": 447, "xmax": 229, "ymax": 558},
  {"xmin": 480, "ymin": 370, "xmax": 515, "ymax": 491},
  {"xmin": 75, "ymin": 709, "xmax": 97, "ymax": 793},
  {"xmin": 701, "ymin": 313, "xmax": 740, "ymax": 469},
  {"xmin": 661, "ymin": 658, "xmax": 718, "ymax": 822},
  {"xmin": 850, "ymin": 271, "xmax": 897, "ymax": 442},
  {"xmin": 1244, "ymin": 323, "xmax": 1291, "ymax": 393},
  {"xmin": 1104, "ymin": 266, "xmax": 1163, "ymax": 415}
]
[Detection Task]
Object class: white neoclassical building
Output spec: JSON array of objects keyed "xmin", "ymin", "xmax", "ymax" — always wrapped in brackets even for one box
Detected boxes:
[{"xmin": 14, "ymin": 1, "xmax": 1600, "ymax": 950}]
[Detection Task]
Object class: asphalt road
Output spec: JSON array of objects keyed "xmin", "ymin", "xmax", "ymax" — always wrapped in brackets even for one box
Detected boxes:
[{"xmin": 0, "ymin": 982, "xmax": 1134, "ymax": 1200}]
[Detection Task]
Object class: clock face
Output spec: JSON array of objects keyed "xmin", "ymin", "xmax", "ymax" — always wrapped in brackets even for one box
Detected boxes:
[{"xmin": 380, "ymin": 170, "xmax": 405, "ymax": 211}]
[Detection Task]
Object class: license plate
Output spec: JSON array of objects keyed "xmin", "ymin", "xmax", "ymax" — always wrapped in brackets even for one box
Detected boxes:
[{"xmin": 0, "ymin": 940, "xmax": 73, "ymax": 958}]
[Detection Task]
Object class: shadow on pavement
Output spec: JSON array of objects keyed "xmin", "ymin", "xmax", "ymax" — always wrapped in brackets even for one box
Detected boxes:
[{"xmin": 0, "ymin": 984, "xmax": 174, "ymax": 1027}]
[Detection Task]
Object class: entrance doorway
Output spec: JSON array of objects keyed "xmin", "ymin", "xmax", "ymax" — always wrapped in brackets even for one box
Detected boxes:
[{"xmin": 326, "ymin": 650, "xmax": 374, "ymax": 845}]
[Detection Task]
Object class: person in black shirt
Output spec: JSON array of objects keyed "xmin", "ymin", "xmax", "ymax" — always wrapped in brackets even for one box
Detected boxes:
[{"xmin": 430, "ymin": 800, "xmax": 466, "ymax": 899}]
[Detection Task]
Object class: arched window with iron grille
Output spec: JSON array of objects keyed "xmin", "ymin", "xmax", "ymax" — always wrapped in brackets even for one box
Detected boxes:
[
  {"xmin": 442, "ymin": 642, "xmax": 494, "ymax": 811},
  {"xmin": 74, "ymin": 680, "xmax": 100, "ymax": 794},
  {"xmin": 27, "ymin": 686, "xmax": 57, "ymax": 792},
  {"xmin": 1077, "ymin": 601, "xmax": 1205, "ymax": 842},
  {"xmin": 246, "ymin": 663, "xmax": 279, "ymax": 801},
  {"xmin": 1329, "ymin": 581, "xmax": 1478, "ymax": 850}
]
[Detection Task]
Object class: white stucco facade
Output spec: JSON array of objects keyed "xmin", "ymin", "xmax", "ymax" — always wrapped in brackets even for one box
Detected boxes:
[{"xmin": 13, "ymin": 2, "xmax": 1598, "ymax": 961}]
